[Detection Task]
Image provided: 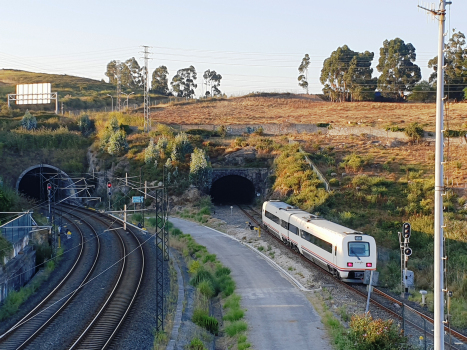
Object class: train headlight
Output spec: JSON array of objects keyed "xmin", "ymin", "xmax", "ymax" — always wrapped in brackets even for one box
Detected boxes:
[
  {"xmin": 366, "ymin": 263, "xmax": 372, "ymax": 267},
  {"xmin": 347, "ymin": 262, "xmax": 353, "ymax": 267}
]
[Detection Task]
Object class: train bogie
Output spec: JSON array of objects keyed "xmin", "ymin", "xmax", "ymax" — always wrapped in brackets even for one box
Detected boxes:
[{"xmin": 262, "ymin": 201, "xmax": 377, "ymax": 283}]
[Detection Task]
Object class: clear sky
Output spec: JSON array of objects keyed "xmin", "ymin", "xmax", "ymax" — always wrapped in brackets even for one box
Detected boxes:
[{"xmin": 0, "ymin": 0, "xmax": 465, "ymax": 96}]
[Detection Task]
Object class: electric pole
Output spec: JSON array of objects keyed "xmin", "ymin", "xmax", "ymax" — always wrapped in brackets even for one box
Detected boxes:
[
  {"xmin": 116, "ymin": 60, "xmax": 122, "ymax": 112},
  {"xmin": 418, "ymin": 2, "xmax": 450, "ymax": 349},
  {"xmin": 142, "ymin": 46, "xmax": 151, "ymax": 133}
]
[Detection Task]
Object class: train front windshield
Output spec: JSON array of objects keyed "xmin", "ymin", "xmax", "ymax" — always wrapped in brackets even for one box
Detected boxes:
[{"xmin": 348, "ymin": 242, "xmax": 370, "ymax": 257}]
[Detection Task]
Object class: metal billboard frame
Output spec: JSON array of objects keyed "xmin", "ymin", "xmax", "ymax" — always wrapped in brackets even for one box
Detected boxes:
[{"xmin": 7, "ymin": 83, "xmax": 59, "ymax": 114}]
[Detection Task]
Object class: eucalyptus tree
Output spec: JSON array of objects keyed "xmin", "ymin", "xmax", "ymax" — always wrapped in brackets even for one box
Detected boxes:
[
  {"xmin": 298, "ymin": 54, "xmax": 310, "ymax": 94},
  {"xmin": 203, "ymin": 69, "xmax": 223, "ymax": 97},
  {"xmin": 320, "ymin": 46, "xmax": 376, "ymax": 102},
  {"xmin": 428, "ymin": 30, "xmax": 467, "ymax": 101},
  {"xmin": 376, "ymin": 38, "xmax": 421, "ymax": 100},
  {"xmin": 105, "ymin": 58, "xmax": 143, "ymax": 89},
  {"xmin": 151, "ymin": 65, "xmax": 170, "ymax": 95},
  {"xmin": 189, "ymin": 148, "xmax": 212, "ymax": 192},
  {"xmin": 171, "ymin": 66, "xmax": 198, "ymax": 98}
]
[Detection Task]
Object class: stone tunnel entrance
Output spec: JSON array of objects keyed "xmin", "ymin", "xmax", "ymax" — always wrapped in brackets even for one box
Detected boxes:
[
  {"xmin": 210, "ymin": 175, "xmax": 256, "ymax": 205},
  {"xmin": 16, "ymin": 164, "xmax": 77, "ymax": 203}
]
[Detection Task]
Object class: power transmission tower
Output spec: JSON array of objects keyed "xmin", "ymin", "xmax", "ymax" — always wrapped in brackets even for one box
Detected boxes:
[
  {"xmin": 418, "ymin": 1, "xmax": 451, "ymax": 349},
  {"xmin": 142, "ymin": 46, "xmax": 151, "ymax": 132},
  {"xmin": 116, "ymin": 60, "xmax": 122, "ymax": 112}
]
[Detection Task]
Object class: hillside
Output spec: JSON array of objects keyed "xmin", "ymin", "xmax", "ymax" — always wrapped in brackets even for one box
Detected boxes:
[
  {"xmin": 152, "ymin": 95, "xmax": 467, "ymax": 131},
  {"xmin": 0, "ymin": 69, "xmax": 113, "ymax": 97}
]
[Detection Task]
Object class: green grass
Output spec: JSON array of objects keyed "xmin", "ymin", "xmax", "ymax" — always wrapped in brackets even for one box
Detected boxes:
[{"xmin": 169, "ymin": 224, "xmax": 249, "ymax": 348}]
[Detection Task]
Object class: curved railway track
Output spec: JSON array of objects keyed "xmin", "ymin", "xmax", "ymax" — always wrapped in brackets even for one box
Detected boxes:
[
  {"xmin": 64, "ymin": 205, "xmax": 145, "ymax": 350},
  {"xmin": 0, "ymin": 207, "xmax": 100, "ymax": 350},
  {"xmin": 0, "ymin": 205, "xmax": 146, "ymax": 350},
  {"xmin": 237, "ymin": 204, "xmax": 467, "ymax": 350}
]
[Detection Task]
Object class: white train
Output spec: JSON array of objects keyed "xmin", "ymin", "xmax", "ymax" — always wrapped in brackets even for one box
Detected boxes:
[{"xmin": 262, "ymin": 200, "xmax": 377, "ymax": 282}]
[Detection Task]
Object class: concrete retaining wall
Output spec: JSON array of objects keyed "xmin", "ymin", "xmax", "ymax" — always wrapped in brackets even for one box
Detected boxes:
[{"xmin": 168, "ymin": 123, "xmax": 409, "ymax": 139}]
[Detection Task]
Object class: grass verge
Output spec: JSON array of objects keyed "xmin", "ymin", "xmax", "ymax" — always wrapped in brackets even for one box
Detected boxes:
[{"xmin": 167, "ymin": 221, "xmax": 251, "ymax": 349}]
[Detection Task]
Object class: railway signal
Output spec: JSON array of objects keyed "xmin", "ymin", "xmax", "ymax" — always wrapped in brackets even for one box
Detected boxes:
[
  {"xmin": 403, "ymin": 222, "xmax": 411, "ymax": 239},
  {"xmin": 399, "ymin": 222, "xmax": 414, "ymax": 298}
]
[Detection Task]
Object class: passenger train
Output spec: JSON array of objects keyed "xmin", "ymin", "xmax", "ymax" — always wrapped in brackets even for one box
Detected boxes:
[{"xmin": 262, "ymin": 200, "xmax": 377, "ymax": 282}]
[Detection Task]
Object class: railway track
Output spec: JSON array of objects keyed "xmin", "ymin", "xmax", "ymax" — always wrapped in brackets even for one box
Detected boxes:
[
  {"xmin": 237, "ymin": 204, "xmax": 467, "ymax": 350},
  {"xmin": 65, "ymin": 205, "xmax": 145, "ymax": 350},
  {"xmin": 0, "ymin": 205, "xmax": 145, "ymax": 350},
  {"xmin": 0, "ymin": 208, "xmax": 100, "ymax": 350}
]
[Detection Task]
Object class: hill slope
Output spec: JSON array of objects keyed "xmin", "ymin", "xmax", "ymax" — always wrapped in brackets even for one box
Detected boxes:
[{"xmin": 0, "ymin": 69, "xmax": 111, "ymax": 97}]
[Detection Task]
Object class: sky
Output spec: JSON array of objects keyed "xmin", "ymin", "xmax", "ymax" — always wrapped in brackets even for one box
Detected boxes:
[{"xmin": 0, "ymin": 0, "xmax": 465, "ymax": 97}]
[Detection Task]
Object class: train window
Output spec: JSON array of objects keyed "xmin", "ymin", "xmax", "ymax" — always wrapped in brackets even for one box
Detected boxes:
[
  {"xmin": 301, "ymin": 230, "xmax": 311, "ymax": 242},
  {"xmin": 289, "ymin": 224, "xmax": 299, "ymax": 235},
  {"xmin": 301, "ymin": 230, "xmax": 332, "ymax": 253},
  {"xmin": 348, "ymin": 242, "xmax": 370, "ymax": 257},
  {"xmin": 281, "ymin": 220, "xmax": 288, "ymax": 229},
  {"xmin": 265, "ymin": 211, "xmax": 280, "ymax": 225}
]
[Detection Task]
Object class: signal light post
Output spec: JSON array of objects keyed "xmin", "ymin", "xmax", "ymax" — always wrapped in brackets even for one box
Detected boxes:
[
  {"xmin": 107, "ymin": 181, "xmax": 112, "ymax": 211},
  {"xmin": 399, "ymin": 223, "xmax": 413, "ymax": 298}
]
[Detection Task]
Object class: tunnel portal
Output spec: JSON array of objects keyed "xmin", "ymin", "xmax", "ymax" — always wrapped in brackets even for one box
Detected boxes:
[
  {"xmin": 210, "ymin": 175, "xmax": 256, "ymax": 205},
  {"xmin": 16, "ymin": 165, "xmax": 77, "ymax": 203}
]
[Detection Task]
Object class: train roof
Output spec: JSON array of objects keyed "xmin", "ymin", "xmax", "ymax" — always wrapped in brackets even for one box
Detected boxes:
[{"xmin": 265, "ymin": 201, "xmax": 364, "ymax": 237}]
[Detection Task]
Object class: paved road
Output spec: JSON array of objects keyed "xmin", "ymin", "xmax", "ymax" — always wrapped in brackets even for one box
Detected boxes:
[{"xmin": 170, "ymin": 218, "xmax": 332, "ymax": 350}]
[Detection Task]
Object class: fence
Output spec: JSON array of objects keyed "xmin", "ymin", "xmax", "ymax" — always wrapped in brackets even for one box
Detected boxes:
[
  {"xmin": 400, "ymin": 302, "xmax": 467, "ymax": 350},
  {"xmin": 0, "ymin": 212, "xmax": 34, "ymax": 244}
]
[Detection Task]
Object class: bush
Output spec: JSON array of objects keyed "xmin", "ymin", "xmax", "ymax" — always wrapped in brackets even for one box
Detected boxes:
[
  {"xmin": 405, "ymin": 122, "xmax": 424, "ymax": 141},
  {"xmin": 21, "ymin": 110, "xmax": 37, "ymax": 130},
  {"xmin": 225, "ymin": 320, "xmax": 248, "ymax": 336},
  {"xmin": 347, "ymin": 314, "xmax": 408, "ymax": 350},
  {"xmin": 223, "ymin": 308, "xmax": 244, "ymax": 322},
  {"xmin": 329, "ymin": 178, "xmax": 339, "ymax": 186},
  {"xmin": 340, "ymin": 153, "xmax": 365, "ymax": 172},
  {"xmin": 189, "ymin": 338, "xmax": 206, "ymax": 350},
  {"xmin": 192, "ymin": 308, "xmax": 219, "ymax": 335}
]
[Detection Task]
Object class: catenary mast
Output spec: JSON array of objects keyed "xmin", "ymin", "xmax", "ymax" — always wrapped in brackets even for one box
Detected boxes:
[{"xmin": 418, "ymin": 1, "xmax": 450, "ymax": 349}]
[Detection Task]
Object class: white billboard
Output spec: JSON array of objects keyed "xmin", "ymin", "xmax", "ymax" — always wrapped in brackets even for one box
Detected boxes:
[{"xmin": 16, "ymin": 83, "xmax": 52, "ymax": 104}]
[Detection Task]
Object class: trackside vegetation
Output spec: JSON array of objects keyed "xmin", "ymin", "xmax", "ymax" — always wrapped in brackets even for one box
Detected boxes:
[
  {"xmin": 266, "ymin": 133, "xmax": 467, "ymax": 330},
  {"xmin": 0, "ymin": 248, "xmax": 63, "ymax": 321},
  {"xmin": 167, "ymin": 222, "xmax": 251, "ymax": 350}
]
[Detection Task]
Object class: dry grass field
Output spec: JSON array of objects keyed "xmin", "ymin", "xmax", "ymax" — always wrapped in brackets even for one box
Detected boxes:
[
  {"xmin": 151, "ymin": 95, "xmax": 467, "ymax": 131},
  {"xmin": 295, "ymin": 133, "xmax": 467, "ymax": 189}
]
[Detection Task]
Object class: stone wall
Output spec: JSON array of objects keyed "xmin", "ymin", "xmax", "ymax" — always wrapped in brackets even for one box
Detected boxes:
[
  {"xmin": 168, "ymin": 123, "xmax": 409, "ymax": 139},
  {"xmin": 0, "ymin": 245, "xmax": 36, "ymax": 303}
]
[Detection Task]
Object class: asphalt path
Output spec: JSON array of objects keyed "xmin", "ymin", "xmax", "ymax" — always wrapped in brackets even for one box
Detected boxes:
[{"xmin": 170, "ymin": 217, "xmax": 332, "ymax": 350}]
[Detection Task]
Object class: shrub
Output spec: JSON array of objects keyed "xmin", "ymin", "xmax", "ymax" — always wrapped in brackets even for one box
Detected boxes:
[
  {"xmin": 170, "ymin": 228, "xmax": 183, "ymax": 236},
  {"xmin": 405, "ymin": 122, "xmax": 424, "ymax": 141},
  {"xmin": 223, "ymin": 308, "xmax": 244, "ymax": 322},
  {"xmin": 225, "ymin": 320, "xmax": 248, "ymax": 336},
  {"xmin": 189, "ymin": 338, "xmax": 206, "ymax": 350},
  {"xmin": 132, "ymin": 213, "xmax": 143, "ymax": 223},
  {"xmin": 347, "ymin": 314, "xmax": 408, "ymax": 350},
  {"xmin": 21, "ymin": 110, "xmax": 37, "ymax": 130},
  {"xmin": 78, "ymin": 114, "xmax": 93, "ymax": 134},
  {"xmin": 340, "ymin": 153, "xmax": 365, "ymax": 172},
  {"xmin": 107, "ymin": 129, "xmax": 129, "ymax": 155},
  {"xmin": 189, "ymin": 260, "xmax": 201, "ymax": 273},
  {"xmin": 198, "ymin": 280, "xmax": 216, "ymax": 298},
  {"xmin": 329, "ymin": 178, "xmax": 339, "ymax": 186},
  {"xmin": 192, "ymin": 308, "xmax": 219, "ymax": 335}
]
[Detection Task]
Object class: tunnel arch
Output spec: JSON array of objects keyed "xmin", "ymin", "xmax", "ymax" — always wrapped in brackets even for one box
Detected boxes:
[
  {"xmin": 16, "ymin": 164, "xmax": 78, "ymax": 203},
  {"xmin": 210, "ymin": 175, "xmax": 256, "ymax": 205}
]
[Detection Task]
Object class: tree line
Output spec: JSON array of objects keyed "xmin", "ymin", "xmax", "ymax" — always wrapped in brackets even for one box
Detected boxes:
[
  {"xmin": 105, "ymin": 59, "xmax": 222, "ymax": 99},
  {"xmin": 298, "ymin": 31, "xmax": 467, "ymax": 102}
]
